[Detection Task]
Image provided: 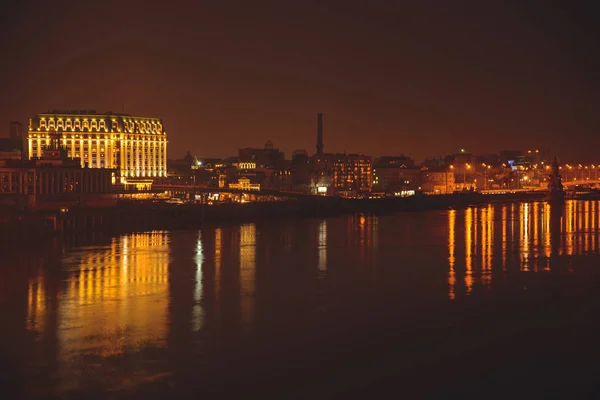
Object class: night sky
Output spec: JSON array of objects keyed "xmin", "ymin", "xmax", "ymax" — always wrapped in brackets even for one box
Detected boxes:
[{"xmin": 1, "ymin": 0, "xmax": 598, "ymax": 162}]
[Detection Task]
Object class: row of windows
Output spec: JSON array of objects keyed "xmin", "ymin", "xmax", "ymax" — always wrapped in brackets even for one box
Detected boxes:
[
  {"xmin": 38, "ymin": 119, "xmax": 163, "ymax": 134},
  {"xmin": 31, "ymin": 138, "xmax": 165, "ymax": 145},
  {"xmin": 33, "ymin": 146, "xmax": 164, "ymax": 156},
  {"xmin": 40, "ymin": 118, "xmax": 107, "ymax": 131},
  {"xmin": 123, "ymin": 120, "xmax": 163, "ymax": 134}
]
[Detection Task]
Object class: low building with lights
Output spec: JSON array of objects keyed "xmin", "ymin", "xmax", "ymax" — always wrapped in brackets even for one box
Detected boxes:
[
  {"xmin": 0, "ymin": 143, "xmax": 115, "ymax": 211},
  {"xmin": 27, "ymin": 110, "xmax": 167, "ymax": 189},
  {"xmin": 421, "ymin": 167, "xmax": 455, "ymax": 194},
  {"xmin": 228, "ymin": 176, "xmax": 260, "ymax": 191}
]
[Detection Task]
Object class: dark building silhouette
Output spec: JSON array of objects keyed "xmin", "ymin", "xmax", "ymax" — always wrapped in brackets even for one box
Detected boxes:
[
  {"xmin": 238, "ymin": 141, "xmax": 284, "ymax": 169},
  {"xmin": 316, "ymin": 113, "xmax": 323, "ymax": 156},
  {"xmin": 9, "ymin": 121, "xmax": 23, "ymax": 141},
  {"xmin": 291, "ymin": 149, "xmax": 310, "ymax": 190},
  {"xmin": 372, "ymin": 156, "xmax": 420, "ymax": 194},
  {"xmin": 499, "ymin": 150, "xmax": 522, "ymax": 163},
  {"xmin": 1, "ymin": 121, "xmax": 25, "ymax": 158}
]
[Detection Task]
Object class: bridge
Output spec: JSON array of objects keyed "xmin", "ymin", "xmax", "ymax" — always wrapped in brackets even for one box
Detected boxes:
[
  {"xmin": 152, "ymin": 180, "xmax": 600, "ymax": 199},
  {"xmin": 481, "ymin": 179, "xmax": 600, "ymax": 195},
  {"xmin": 561, "ymin": 179, "xmax": 600, "ymax": 189}
]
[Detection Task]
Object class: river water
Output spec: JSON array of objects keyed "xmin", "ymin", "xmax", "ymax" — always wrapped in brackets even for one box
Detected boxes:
[{"xmin": 2, "ymin": 200, "xmax": 600, "ymax": 398}]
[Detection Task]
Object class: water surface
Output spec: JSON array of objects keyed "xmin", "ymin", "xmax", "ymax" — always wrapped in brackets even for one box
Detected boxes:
[{"xmin": 2, "ymin": 200, "xmax": 600, "ymax": 398}]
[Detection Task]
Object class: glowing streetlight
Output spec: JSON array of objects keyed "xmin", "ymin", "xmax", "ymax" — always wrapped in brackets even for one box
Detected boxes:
[{"xmin": 483, "ymin": 165, "xmax": 491, "ymax": 190}]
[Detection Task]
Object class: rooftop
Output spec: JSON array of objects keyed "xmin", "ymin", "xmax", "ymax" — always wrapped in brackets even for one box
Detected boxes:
[{"xmin": 41, "ymin": 110, "xmax": 131, "ymax": 116}]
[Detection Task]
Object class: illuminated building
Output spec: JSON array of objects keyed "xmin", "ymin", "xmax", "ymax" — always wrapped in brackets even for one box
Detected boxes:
[
  {"xmin": 27, "ymin": 110, "xmax": 167, "ymax": 187},
  {"xmin": 237, "ymin": 162, "xmax": 257, "ymax": 170},
  {"xmin": 312, "ymin": 153, "xmax": 372, "ymax": 196},
  {"xmin": 228, "ymin": 176, "xmax": 260, "ymax": 191},
  {"xmin": 421, "ymin": 167, "xmax": 455, "ymax": 194}
]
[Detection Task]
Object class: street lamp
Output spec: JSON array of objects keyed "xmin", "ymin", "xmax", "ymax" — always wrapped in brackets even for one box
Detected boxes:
[
  {"xmin": 585, "ymin": 165, "xmax": 589, "ymax": 180},
  {"xmin": 464, "ymin": 163, "xmax": 471, "ymax": 190},
  {"xmin": 447, "ymin": 165, "xmax": 454, "ymax": 194}
]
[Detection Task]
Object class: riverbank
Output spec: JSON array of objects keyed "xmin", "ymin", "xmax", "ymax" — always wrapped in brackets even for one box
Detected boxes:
[{"xmin": 0, "ymin": 191, "xmax": 546, "ymax": 245}]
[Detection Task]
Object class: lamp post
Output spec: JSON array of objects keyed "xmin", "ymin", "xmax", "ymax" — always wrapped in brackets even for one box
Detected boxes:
[
  {"xmin": 586, "ymin": 166, "xmax": 590, "ymax": 181},
  {"xmin": 464, "ymin": 163, "xmax": 471, "ymax": 190},
  {"xmin": 447, "ymin": 165, "xmax": 454, "ymax": 194},
  {"xmin": 569, "ymin": 165, "xmax": 577, "ymax": 180}
]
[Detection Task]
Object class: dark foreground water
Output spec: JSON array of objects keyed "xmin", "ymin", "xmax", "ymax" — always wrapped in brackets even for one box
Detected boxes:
[{"xmin": 2, "ymin": 200, "xmax": 600, "ymax": 398}]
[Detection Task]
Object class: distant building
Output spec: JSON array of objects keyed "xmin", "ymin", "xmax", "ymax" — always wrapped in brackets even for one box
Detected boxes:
[
  {"xmin": 421, "ymin": 167, "xmax": 455, "ymax": 194},
  {"xmin": 375, "ymin": 155, "xmax": 415, "ymax": 168},
  {"xmin": 291, "ymin": 149, "xmax": 311, "ymax": 192},
  {"xmin": 499, "ymin": 150, "xmax": 522, "ymax": 163},
  {"xmin": 166, "ymin": 151, "xmax": 197, "ymax": 185},
  {"xmin": 476, "ymin": 154, "xmax": 500, "ymax": 167},
  {"xmin": 312, "ymin": 153, "xmax": 372, "ymax": 196},
  {"xmin": 7, "ymin": 121, "xmax": 25, "ymax": 158},
  {"xmin": 0, "ymin": 138, "xmax": 23, "ymax": 157},
  {"xmin": 238, "ymin": 140, "xmax": 285, "ymax": 169},
  {"xmin": 228, "ymin": 176, "xmax": 260, "ymax": 191},
  {"xmin": 27, "ymin": 110, "xmax": 168, "ymax": 188},
  {"xmin": 421, "ymin": 157, "xmax": 445, "ymax": 168},
  {"xmin": 0, "ymin": 142, "xmax": 115, "ymax": 211},
  {"xmin": 372, "ymin": 156, "xmax": 419, "ymax": 194},
  {"xmin": 445, "ymin": 149, "xmax": 476, "ymax": 185},
  {"xmin": 9, "ymin": 121, "xmax": 23, "ymax": 141},
  {"xmin": 445, "ymin": 149, "xmax": 475, "ymax": 167}
]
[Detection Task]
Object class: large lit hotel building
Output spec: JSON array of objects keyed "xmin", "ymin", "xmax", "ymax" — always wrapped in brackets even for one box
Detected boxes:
[{"xmin": 27, "ymin": 110, "xmax": 167, "ymax": 186}]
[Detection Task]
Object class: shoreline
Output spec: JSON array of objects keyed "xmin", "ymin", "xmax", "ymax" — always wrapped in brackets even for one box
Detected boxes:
[{"xmin": 0, "ymin": 192, "xmax": 547, "ymax": 246}]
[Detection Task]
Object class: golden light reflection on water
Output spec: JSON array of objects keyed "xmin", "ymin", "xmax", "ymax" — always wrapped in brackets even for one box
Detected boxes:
[
  {"xmin": 448, "ymin": 200, "xmax": 600, "ymax": 299},
  {"xmin": 502, "ymin": 205, "xmax": 507, "ymax": 270},
  {"xmin": 359, "ymin": 215, "xmax": 377, "ymax": 262},
  {"xmin": 26, "ymin": 273, "xmax": 46, "ymax": 334},
  {"xmin": 481, "ymin": 204, "xmax": 493, "ymax": 286},
  {"xmin": 318, "ymin": 220, "xmax": 327, "ymax": 272},
  {"xmin": 57, "ymin": 231, "xmax": 170, "ymax": 357},
  {"xmin": 521, "ymin": 203, "xmax": 530, "ymax": 271},
  {"xmin": 215, "ymin": 227, "xmax": 222, "ymax": 301},
  {"xmin": 192, "ymin": 230, "xmax": 204, "ymax": 332},
  {"xmin": 464, "ymin": 207, "xmax": 473, "ymax": 294},
  {"xmin": 239, "ymin": 223, "xmax": 256, "ymax": 329},
  {"xmin": 448, "ymin": 209, "xmax": 456, "ymax": 300}
]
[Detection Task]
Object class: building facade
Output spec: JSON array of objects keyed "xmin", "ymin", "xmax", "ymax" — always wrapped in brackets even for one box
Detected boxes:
[
  {"xmin": 27, "ymin": 110, "xmax": 167, "ymax": 185},
  {"xmin": 238, "ymin": 140, "xmax": 285, "ymax": 169},
  {"xmin": 312, "ymin": 153, "xmax": 372, "ymax": 196},
  {"xmin": 372, "ymin": 156, "xmax": 418, "ymax": 194},
  {"xmin": 1, "ymin": 149, "xmax": 115, "ymax": 210},
  {"xmin": 421, "ymin": 167, "xmax": 455, "ymax": 194}
]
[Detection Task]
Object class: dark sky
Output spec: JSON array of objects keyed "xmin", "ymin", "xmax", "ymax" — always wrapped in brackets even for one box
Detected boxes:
[{"xmin": 1, "ymin": 0, "xmax": 599, "ymax": 162}]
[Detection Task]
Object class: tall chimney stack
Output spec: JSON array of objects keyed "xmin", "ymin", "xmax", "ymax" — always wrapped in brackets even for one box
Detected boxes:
[{"xmin": 316, "ymin": 112, "xmax": 323, "ymax": 155}]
